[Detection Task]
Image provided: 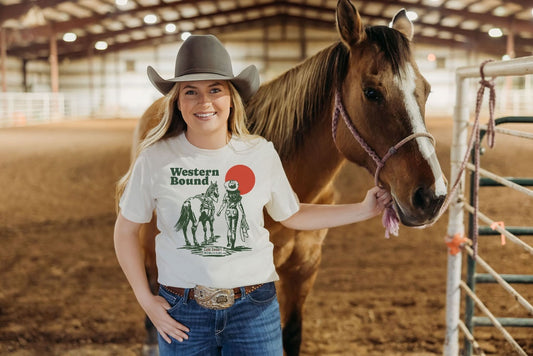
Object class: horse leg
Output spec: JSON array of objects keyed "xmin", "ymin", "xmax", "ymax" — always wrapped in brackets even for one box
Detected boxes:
[
  {"xmin": 276, "ymin": 228, "xmax": 326, "ymax": 356},
  {"xmin": 208, "ymin": 219, "xmax": 215, "ymax": 242},
  {"xmin": 182, "ymin": 221, "xmax": 192, "ymax": 246},
  {"xmin": 199, "ymin": 215, "xmax": 208, "ymax": 244},
  {"xmin": 191, "ymin": 223, "xmax": 199, "ymax": 246},
  {"xmin": 139, "ymin": 213, "xmax": 160, "ymax": 356}
]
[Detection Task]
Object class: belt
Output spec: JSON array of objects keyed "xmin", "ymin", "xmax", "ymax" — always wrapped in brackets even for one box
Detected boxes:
[{"xmin": 162, "ymin": 284, "xmax": 264, "ymax": 310}]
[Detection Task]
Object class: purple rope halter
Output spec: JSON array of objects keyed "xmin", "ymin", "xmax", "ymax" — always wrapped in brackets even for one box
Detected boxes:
[{"xmin": 332, "ymin": 88, "xmax": 435, "ymax": 238}]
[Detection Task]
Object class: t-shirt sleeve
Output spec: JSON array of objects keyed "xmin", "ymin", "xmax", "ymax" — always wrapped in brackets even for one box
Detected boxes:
[
  {"xmin": 119, "ymin": 153, "xmax": 155, "ymax": 223},
  {"xmin": 264, "ymin": 145, "xmax": 300, "ymax": 221}
]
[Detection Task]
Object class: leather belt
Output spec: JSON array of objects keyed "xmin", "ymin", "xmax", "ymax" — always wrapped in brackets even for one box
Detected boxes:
[{"xmin": 162, "ymin": 284, "xmax": 264, "ymax": 309}]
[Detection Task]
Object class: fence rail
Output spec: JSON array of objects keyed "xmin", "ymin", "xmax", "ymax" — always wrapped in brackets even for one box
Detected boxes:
[{"xmin": 0, "ymin": 92, "xmax": 135, "ymax": 127}]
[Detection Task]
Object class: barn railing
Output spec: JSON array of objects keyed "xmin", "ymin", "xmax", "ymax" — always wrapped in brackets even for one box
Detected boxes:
[{"xmin": 0, "ymin": 92, "xmax": 134, "ymax": 127}]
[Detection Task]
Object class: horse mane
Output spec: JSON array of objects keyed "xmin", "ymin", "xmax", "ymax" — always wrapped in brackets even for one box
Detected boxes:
[
  {"xmin": 245, "ymin": 25, "xmax": 411, "ymax": 159},
  {"xmin": 246, "ymin": 42, "xmax": 349, "ymax": 159}
]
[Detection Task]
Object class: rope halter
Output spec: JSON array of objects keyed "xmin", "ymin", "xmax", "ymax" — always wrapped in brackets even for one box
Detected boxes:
[{"xmin": 331, "ymin": 88, "xmax": 435, "ymax": 188}]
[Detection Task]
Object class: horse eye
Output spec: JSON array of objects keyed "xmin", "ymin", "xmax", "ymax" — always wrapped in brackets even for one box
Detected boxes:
[{"xmin": 363, "ymin": 87, "xmax": 383, "ymax": 102}]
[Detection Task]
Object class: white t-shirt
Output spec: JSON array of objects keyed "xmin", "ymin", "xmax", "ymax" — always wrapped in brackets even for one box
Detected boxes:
[{"xmin": 120, "ymin": 133, "xmax": 300, "ymax": 288}]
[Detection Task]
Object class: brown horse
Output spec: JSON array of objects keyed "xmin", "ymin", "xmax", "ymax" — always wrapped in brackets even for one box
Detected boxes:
[{"xmin": 133, "ymin": 0, "xmax": 447, "ymax": 354}]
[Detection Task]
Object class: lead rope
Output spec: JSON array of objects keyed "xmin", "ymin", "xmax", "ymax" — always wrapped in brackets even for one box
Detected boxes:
[
  {"xmin": 471, "ymin": 60, "xmax": 496, "ymax": 256},
  {"xmin": 437, "ymin": 60, "xmax": 496, "ymax": 257},
  {"xmin": 332, "ymin": 89, "xmax": 435, "ymax": 238}
]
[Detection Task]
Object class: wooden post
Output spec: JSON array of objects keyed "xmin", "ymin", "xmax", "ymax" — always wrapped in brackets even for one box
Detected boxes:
[
  {"xmin": 299, "ymin": 23, "xmax": 306, "ymax": 61},
  {"xmin": 1, "ymin": 28, "xmax": 7, "ymax": 92},
  {"xmin": 504, "ymin": 20, "xmax": 515, "ymax": 113},
  {"xmin": 49, "ymin": 33, "xmax": 59, "ymax": 93}
]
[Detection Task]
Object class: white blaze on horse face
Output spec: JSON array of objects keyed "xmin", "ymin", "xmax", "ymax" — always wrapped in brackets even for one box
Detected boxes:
[{"xmin": 395, "ymin": 64, "xmax": 447, "ymax": 197}]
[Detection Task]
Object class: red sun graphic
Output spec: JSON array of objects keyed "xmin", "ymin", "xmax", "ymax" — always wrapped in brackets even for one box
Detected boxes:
[{"xmin": 225, "ymin": 165, "xmax": 255, "ymax": 195}]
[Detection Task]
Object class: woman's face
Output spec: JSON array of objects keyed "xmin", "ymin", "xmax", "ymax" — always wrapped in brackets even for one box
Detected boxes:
[{"xmin": 177, "ymin": 80, "xmax": 232, "ymax": 145}]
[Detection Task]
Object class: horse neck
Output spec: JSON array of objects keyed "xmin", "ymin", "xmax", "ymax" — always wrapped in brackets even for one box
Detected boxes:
[
  {"xmin": 284, "ymin": 114, "xmax": 347, "ymax": 203},
  {"xmin": 247, "ymin": 42, "xmax": 349, "ymax": 202}
]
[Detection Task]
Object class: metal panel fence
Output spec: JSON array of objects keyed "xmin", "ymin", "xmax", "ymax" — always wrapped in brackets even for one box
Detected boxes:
[{"xmin": 444, "ymin": 56, "xmax": 533, "ymax": 356}]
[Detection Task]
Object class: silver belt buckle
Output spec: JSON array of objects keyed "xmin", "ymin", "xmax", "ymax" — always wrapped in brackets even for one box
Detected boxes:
[{"xmin": 194, "ymin": 285, "xmax": 235, "ymax": 310}]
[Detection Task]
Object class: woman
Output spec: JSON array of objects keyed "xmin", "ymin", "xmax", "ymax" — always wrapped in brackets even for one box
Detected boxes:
[{"xmin": 114, "ymin": 34, "xmax": 391, "ymax": 355}]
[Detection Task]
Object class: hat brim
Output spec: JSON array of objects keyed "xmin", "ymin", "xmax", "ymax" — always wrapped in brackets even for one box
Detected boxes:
[{"xmin": 147, "ymin": 65, "xmax": 259, "ymax": 102}]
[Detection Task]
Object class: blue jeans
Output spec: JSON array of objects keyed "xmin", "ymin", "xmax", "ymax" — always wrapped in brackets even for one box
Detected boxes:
[{"xmin": 157, "ymin": 282, "xmax": 282, "ymax": 356}]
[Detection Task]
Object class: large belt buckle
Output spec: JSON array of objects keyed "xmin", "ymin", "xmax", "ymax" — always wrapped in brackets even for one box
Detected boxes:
[{"xmin": 194, "ymin": 285, "xmax": 235, "ymax": 310}]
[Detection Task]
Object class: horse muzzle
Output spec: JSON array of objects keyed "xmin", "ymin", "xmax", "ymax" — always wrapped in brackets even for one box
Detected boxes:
[{"xmin": 394, "ymin": 186, "xmax": 447, "ymax": 227}]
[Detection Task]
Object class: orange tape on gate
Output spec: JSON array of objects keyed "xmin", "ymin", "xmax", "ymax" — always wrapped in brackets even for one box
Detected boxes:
[
  {"xmin": 490, "ymin": 221, "xmax": 506, "ymax": 246},
  {"xmin": 445, "ymin": 233, "xmax": 470, "ymax": 255}
]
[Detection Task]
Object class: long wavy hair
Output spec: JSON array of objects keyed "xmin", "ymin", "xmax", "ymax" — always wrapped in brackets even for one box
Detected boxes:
[{"xmin": 115, "ymin": 81, "xmax": 249, "ymax": 212}]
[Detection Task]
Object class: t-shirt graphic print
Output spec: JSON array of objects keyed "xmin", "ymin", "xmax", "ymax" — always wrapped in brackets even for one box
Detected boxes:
[{"xmin": 174, "ymin": 164, "xmax": 255, "ymax": 255}]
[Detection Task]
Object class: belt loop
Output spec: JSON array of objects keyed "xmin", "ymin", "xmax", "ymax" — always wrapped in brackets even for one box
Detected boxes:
[
  {"xmin": 183, "ymin": 288, "xmax": 191, "ymax": 304},
  {"xmin": 240, "ymin": 286, "xmax": 246, "ymax": 298}
]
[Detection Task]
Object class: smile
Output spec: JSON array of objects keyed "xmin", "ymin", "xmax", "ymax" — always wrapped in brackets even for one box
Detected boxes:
[{"xmin": 195, "ymin": 112, "xmax": 216, "ymax": 119}]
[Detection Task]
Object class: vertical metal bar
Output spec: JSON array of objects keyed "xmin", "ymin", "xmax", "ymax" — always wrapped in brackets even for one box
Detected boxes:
[
  {"xmin": 444, "ymin": 72, "xmax": 470, "ymax": 356},
  {"xmin": 463, "ymin": 116, "xmax": 480, "ymax": 356},
  {"xmin": 464, "ymin": 196, "xmax": 476, "ymax": 356}
]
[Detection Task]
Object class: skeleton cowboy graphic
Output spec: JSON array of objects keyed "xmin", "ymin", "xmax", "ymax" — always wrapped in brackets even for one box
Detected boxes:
[{"xmin": 217, "ymin": 180, "xmax": 249, "ymax": 249}]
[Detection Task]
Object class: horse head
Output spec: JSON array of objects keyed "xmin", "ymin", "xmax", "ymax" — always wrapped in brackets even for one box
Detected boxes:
[
  {"xmin": 333, "ymin": 0, "xmax": 447, "ymax": 227},
  {"xmin": 206, "ymin": 182, "xmax": 219, "ymax": 202}
]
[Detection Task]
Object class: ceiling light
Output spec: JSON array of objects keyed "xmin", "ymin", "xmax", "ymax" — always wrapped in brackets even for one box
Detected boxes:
[
  {"xmin": 115, "ymin": 0, "xmax": 128, "ymax": 6},
  {"xmin": 144, "ymin": 14, "xmax": 157, "ymax": 24},
  {"xmin": 406, "ymin": 11, "xmax": 418, "ymax": 21},
  {"xmin": 165, "ymin": 24, "xmax": 176, "ymax": 33},
  {"xmin": 427, "ymin": 53, "xmax": 436, "ymax": 62},
  {"xmin": 63, "ymin": 32, "xmax": 77, "ymax": 42},
  {"xmin": 488, "ymin": 28, "xmax": 503, "ymax": 38},
  {"xmin": 181, "ymin": 32, "xmax": 191, "ymax": 41},
  {"xmin": 95, "ymin": 41, "xmax": 108, "ymax": 50},
  {"xmin": 493, "ymin": 7, "xmax": 506, "ymax": 16}
]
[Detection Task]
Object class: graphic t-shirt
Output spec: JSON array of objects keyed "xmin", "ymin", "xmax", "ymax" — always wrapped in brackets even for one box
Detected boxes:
[{"xmin": 119, "ymin": 133, "xmax": 300, "ymax": 288}]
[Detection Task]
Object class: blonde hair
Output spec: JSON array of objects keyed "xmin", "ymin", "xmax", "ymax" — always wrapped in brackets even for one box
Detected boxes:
[{"xmin": 115, "ymin": 81, "xmax": 249, "ymax": 213}]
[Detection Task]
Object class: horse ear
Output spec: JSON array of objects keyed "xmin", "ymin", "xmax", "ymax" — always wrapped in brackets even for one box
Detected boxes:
[
  {"xmin": 391, "ymin": 9, "xmax": 414, "ymax": 41},
  {"xmin": 336, "ymin": 0, "xmax": 364, "ymax": 47}
]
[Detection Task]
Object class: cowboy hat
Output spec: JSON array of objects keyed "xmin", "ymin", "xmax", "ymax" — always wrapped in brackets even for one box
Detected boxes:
[
  {"xmin": 147, "ymin": 34, "xmax": 260, "ymax": 101},
  {"xmin": 224, "ymin": 180, "xmax": 240, "ymax": 192}
]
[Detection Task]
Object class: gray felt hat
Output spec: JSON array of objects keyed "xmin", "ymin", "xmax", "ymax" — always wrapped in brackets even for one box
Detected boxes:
[{"xmin": 147, "ymin": 35, "xmax": 260, "ymax": 101}]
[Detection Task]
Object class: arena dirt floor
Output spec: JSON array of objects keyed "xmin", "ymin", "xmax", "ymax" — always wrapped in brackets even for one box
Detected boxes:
[{"xmin": 0, "ymin": 117, "xmax": 532, "ymax": 356}]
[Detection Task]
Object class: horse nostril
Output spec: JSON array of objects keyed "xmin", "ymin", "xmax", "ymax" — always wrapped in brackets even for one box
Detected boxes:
[
  {"xmin": 413, "ymin": 187, "xmax": 445, "ymax": 216},
  {"xmin": 413, "ymin": 186, "xmax": 430, "ymax": 210},
  {"xmin": 412, "ymin": 186, "xmax": 446, "ymax": 215}
]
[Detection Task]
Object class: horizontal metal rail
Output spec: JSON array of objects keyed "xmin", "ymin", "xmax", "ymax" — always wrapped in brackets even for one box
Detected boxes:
[
  {"xmin": 475, "ymin": 274, "xmax": 533, "ymax": 284},
  {"xmin": 473, "ymin": 317, "xmax": 533, "ymax": 327},
  {"xmin": 464, "ymin": 246, "xmax": 533, "ymax": 316},
  {"xmin": 460, "ymin": 280, "xmax": 528, "ymax": 356},
  {"xmin": 479, "ymin": 178, "xmax": 533, "ymax": 187},
  {"xmin": 456, "ymin": 56, "xmax": 533, "ymax": 79},
  {"xmin": 464, "ymin": 204, "xmax": 533, "ymax": 255},
  {"xmin": 466, "ymin": 163, "xmax": 533, "ymax": 198},
  {"xmin": 478, "ymin": 124, "xmax": 533, "ymax": 141},
  {"xmin": 478, "ymin": 226, "xmax": 533, "ymax": 236}
]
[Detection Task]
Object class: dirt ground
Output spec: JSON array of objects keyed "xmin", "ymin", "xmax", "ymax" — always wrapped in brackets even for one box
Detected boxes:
[{"xmin": 0, "ymin": 118, "xmax": 532, "ymax": 356}]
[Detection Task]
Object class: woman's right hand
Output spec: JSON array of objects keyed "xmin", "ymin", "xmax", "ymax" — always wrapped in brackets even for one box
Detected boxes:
[
  {"xmin": 140, "ymin": 294, "xmax": 190, "ymax": 344},
  {"xmin": 114, "ymin": 214, "xmax": 190, "ymax": 344}
]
